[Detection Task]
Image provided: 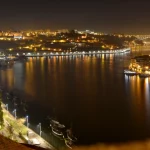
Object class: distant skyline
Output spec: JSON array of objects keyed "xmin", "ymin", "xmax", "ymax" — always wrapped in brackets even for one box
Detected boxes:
[{"xmin": 0, "ymin": 0, "xmax": 150, "ymax": 34}]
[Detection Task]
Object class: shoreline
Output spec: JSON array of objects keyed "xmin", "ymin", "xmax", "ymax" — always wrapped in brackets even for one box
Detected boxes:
[
  {"xmin": 0, "ymin": 101, "xmax": 56, "ymax": 150},
  {"xmin": 5, "ymin": 48, "xmax": 131, "ymax": 57}
]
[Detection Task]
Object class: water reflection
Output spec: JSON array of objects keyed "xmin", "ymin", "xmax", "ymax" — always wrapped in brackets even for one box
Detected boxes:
[
  {"xmin": 25, "ymin": 59, "xmax": 35, "ymax": 97},
  {"xmin": 145, "ymin": 78, "xmax": 150, "ymax": 103},
  {"xmin": 145, "ymin": 78, "xmax": 150, "ymax": 125},
  {"xmin": 1, "ymin": 54, "xmax": 150, "ymax": 145},
  {"xmin": 125, "ymin": 75, "xmax": 150, "ymax": 134},
  {"xmin": 0, "ymin": 69, "xmax": 14, "ymax": 90}
]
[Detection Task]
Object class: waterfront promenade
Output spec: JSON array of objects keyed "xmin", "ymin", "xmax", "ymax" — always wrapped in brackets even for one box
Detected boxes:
[
  {"xmin": 7, "ymin": 48, "xmax": 130, "ymax": 57},
  {"xmin": 0, "ymin": 101, "xmax": 55, "ymax": 150}
]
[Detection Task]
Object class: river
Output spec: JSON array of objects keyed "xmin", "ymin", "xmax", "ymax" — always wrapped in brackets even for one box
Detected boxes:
[{"xmin": 0, "ymin": 51, "xmax": 150, "ymax": 147}]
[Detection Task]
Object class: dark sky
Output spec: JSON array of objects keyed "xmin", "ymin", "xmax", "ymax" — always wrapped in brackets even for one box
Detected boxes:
[{"xmin": 0, "ymin": 0, "xmax": 150, "ymax": 34}]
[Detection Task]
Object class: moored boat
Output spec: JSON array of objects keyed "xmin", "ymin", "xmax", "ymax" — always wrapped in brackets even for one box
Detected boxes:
[
  {"xmin": 50, "ymin": 119, "xmax": 65, "ymax": 138},
  {"xmin": 50, "ymin": 119, "xmax": 65, "ymax": 129},
  {"xmin": 67, "ymin": 129, "xmax": 77, "ymax": 142},
  {"xmin": 124, "ymin": 69, "xmax": 137, "ymax": 76},
  {"xmin": 65, "ymin": 139, "xmax": 73, "ymax": 149},
  {"xmin": 51, "ymin": 126, "xmax": 63, "ymax": 137}
]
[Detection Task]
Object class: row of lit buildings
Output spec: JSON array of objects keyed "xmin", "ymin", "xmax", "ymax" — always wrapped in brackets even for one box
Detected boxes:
[{"xmin": 129, "ymin": 55, "xmax": 150, "ymax": 74}]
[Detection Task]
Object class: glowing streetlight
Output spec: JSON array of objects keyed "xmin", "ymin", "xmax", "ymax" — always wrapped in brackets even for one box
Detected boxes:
[
  {"xmin": 38, "ymin": 123, "xmax": 42, "ymax": 136},
  {"xmin": 5, "ymin": 104, "xmax": 8, "ymax": 111},
  {"xmin": 40, "ymin": 130, "xmax": 42, "ymax": 136},
  {"xmin": 13, "ymin": 109, "xmax": 16, "ymax": 119},
  {"xmin": 26, "ymin": 116, "xmax": 29, "ymax": 127}
]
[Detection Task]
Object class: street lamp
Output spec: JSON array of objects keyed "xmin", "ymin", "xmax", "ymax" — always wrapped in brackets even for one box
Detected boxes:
[
  {"xmin": 13, "ymin": 109, "xmax": 16, "ymax": 119},
  {"xmin": 40, "ymin": 130, "xmax": 42, "ymax": 136},
  {"xmin": 26, "ymin": 116, "xmax": 29, "ymax": 127},
  {"xmin": 5, "ymin": 104, "xmax": 8, "ymax": 111},
  {"xmin": 38, "ymin": 123, "xmax": 42, "ymax": 136}
]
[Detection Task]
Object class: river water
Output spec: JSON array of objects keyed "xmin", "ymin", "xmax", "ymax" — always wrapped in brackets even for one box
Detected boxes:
[{"xmin": 0, "ymin": 51, "xmax": 150, "ymax": 146}]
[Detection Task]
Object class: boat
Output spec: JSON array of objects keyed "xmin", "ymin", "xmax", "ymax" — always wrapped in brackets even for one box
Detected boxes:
[
  {"xmin": 51, "ymin": 126, "xmax": 63, "ymax": 137},
  {"xmin": 124, "ymin": 69, "xmax": 137, "ymax": 76},
  {"xmin": 65, "ymin": 139, "xmax": 73, "ymax": 149},
  {"xmin": 67, "ymin": 129, "xmax": 77, "ymax": 142},
  {"xmin": 50, "ymin": 119, "xmax": 65, "ymax": 138},
  {"xmin": 50, "ymin": 119, "xmax": 65, "ymax": 129},
  {"xmin": 139, "ymin": 73, "xmax": 150, "ymax": 78}
]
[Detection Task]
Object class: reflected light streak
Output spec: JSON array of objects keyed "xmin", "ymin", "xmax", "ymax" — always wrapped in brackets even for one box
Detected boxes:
[
  {"xmin": 102, "ymin": 54, "xmax": 105, "ymax": 63},
  {"xmin": 0, "ymin": 71, "xmax": 6, "ymax": 85},
  {"xmin": 145, "ymin": 78, "xmax": 150, "ymax": 121},
  {"xmin": 129, "ymin": 76, "xmax": 144, "ymax": 123},
  {"xmin": 6, "ymin": 70, "xmax": 14, "ymax": 89},
  {"xmin": 25, "ymin": 59, "xmax": 35, "ymax": 97},
  {"xmin": 109, "ymin": 54, "xmax": 114, "ymax": 61},
  {"xmin": 145, "ymin": 78, "xmax": 149, "ymax": 102}
]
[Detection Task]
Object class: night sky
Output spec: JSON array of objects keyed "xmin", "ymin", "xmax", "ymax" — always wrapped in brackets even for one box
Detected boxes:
[{"xmin": 0, "ymin": 0, "xmax": 150, "ymax": 34}]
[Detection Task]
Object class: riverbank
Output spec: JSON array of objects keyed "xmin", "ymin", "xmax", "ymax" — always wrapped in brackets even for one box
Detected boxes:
[
  {"xmin": 5, "ymin": 48, "xmax": 130, "ymax": 58},
  {"xmin": 0, "ymin": 100, "xmax": 55, "ymax": 150}
]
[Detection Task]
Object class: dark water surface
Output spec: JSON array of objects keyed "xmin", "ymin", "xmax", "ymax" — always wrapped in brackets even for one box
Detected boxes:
[{"xmin": 1, "ymin": 53, "xmax": 150, "ymax": 146}]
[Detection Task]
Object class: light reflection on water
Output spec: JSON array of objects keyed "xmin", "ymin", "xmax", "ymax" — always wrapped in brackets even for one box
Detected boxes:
[
  {"xmin": 145, "ymin": 78, "xmax": 150, "ymax": 126},
  {"xmin": 1, "ymin": 53, "xmax": 150, "ymax": 145},
  {"xmin": 124, "ymin": 75, "xmax": 150, "ymax": 137}
]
